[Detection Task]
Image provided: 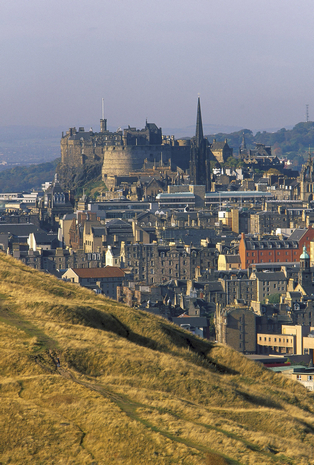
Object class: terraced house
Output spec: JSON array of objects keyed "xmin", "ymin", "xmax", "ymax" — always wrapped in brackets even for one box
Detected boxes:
[{"xmin": 121, "ymin": 242, "xmax": 218, "ymax": 284}]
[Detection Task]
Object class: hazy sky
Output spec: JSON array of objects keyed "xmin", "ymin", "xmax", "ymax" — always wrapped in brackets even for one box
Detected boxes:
[{"xmin": 2, "ymin": 0, "xmax": 314, "ymax": 134}]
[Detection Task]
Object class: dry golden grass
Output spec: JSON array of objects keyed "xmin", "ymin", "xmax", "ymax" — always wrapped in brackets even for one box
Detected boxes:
[{"xmin": 1, "ymin": 252, "xmax": 314, "ymax": 464}]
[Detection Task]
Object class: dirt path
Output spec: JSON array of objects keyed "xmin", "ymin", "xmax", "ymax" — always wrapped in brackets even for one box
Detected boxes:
[{"xmin": 33, "ymin": 357, "xmax": 291, "ymax": 465}]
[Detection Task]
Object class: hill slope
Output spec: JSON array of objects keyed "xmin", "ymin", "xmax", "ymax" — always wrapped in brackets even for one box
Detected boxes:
[
  {"xmin": 1, "ymin": 254, "xmax": 314, "ymax": 464},
  {"xmin": 0, "ymin": 159, "xmax": 59, "ymax": 192}
]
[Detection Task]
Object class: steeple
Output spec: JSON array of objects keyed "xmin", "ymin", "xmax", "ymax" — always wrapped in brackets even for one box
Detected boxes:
[
  {"xmin": 189, "ymin": 96, "xmax": 211, "ymax": 190},
  {"xmin": 195, "ymin": 96, "xmax": 204, "ymax": 147}
]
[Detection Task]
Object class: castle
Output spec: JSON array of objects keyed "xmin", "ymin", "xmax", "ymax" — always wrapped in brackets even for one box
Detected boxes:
[{"xmin": 60, "ymin": 100, "xmax": 233, "ymax": 189}]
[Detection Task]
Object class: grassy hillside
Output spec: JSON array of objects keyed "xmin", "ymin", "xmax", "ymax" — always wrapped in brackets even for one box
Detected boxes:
[{"xmin": 1, "ymin": 254, "xmax": 314, "ymax": 464}]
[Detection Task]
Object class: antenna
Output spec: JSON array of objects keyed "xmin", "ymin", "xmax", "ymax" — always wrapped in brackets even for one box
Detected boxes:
[
  {"xmin": 102, "ymin": 98, "xmax": 105, "ymax": 120},
  {"xmin": 306, "ymin": 104, "xmax": 309, "ymax": 123}
]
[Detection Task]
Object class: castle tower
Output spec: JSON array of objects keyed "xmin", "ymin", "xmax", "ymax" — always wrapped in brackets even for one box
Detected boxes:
[
  {"xmin": 189, "ymin": 97, "xmax": 211, "ymax": 191},
  {"xmin": 100, "ymin": 118, "xmax": 107, "ymax": 132}
]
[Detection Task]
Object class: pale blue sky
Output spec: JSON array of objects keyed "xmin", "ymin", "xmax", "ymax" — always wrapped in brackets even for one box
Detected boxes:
[{"xmin": 1, "ymin": 0, "xmax": 314, "ymax": 133}]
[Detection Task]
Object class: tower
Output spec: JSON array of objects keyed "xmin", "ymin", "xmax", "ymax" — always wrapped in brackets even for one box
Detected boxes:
[
  {"xmin": 299, "ymin": 149, "xmax": 314, "ymax": 201},
  {"xmin": 189, "ymin": 97, "xmax": 211, "ymax": 191},
  {"xmin": 298, "ymin": 245, "xmax": 312, "ymax": 289},
  {"xmin": 100, "ymin": 98, "xmax": 107, "ymax": 132}
]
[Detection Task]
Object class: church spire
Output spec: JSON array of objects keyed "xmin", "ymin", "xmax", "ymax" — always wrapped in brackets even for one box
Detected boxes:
[{"xmin": 195, "ymin": 96, "xmax": 204, "ymax": 147}]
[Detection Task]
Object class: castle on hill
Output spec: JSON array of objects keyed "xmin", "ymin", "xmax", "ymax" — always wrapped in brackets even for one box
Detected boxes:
[{"xmin": 60, "ymin": 100, "xmax": 234, "ymax": 190}]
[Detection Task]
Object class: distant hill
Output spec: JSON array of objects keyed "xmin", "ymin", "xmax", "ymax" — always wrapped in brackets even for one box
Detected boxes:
[
  {"xmin": 206, "ymin": 121, "xmax": 314, "ymax": 170},
  {"xmin": 1, "ymin": 253, "xmax": 314, "ymax": 464},
  {"xmin": 0, "ymin": 158, "xmax": 59, "ymax": 193}
]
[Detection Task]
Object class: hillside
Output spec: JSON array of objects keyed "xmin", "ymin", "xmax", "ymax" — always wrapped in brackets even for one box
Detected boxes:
[
  {"xmin": 1, "ymin": 255, "xmax": 314, "ymax": 464},
  {"xmin": 0, "ymin": 159, "xmax": 59, "ymax": 193},
  {"xmin": 206, "ymin": 121, "xmax": 314, "ymax": 169}
]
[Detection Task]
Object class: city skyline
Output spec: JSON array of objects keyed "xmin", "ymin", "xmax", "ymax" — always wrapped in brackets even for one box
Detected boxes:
[{"xmin": 1, "ymin": 0, "xmax": 314, "ymax": 132}]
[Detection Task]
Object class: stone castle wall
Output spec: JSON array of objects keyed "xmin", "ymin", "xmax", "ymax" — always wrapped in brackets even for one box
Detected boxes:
[
  {"xmin": 61, "ymin": 138, "xmax": 104, "ymax": 166},
  {"xmin": 102, "ymin": 145, "xmax": 172, "ymax": 178}
]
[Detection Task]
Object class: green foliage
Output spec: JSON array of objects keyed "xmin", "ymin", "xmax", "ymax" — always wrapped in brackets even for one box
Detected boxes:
[
  {"xmin": 0, "ymin": 158, "xmax": 59, "ymax": 193},
  {"xmin": 221, "ymin": 157, "xmax": 244, "ymax": 169},
  {"xmin": 206, "ymin": 121, "xmax": 314, "ymax": 169},
  {"xmin": 76, "ymin": 178, "xmax": 107, "ymax": 199},
  {"xmin": 263, "ymin": 293, "xmax": 281, "ymax": 304}
]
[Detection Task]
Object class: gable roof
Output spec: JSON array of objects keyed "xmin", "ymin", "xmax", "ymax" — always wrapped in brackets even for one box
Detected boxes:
[{"xmin": 69, "ymin": 267, "xmax": 125, "ymax": 279}]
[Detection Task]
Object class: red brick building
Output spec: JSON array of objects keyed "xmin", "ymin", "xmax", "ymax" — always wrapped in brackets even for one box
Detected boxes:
[{"xmin": 239, "ymin": 227, "xmax": 314, "ymax": 269}]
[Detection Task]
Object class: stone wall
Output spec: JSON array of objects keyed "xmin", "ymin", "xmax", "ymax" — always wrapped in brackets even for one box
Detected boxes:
[{"xmin": 102, "ymin": 145, "xmax": 171, "ymax": 178}]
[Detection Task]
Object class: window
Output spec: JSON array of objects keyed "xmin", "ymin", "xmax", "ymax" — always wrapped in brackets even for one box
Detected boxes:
[
  {"xmin": 308, "ymin": 375, "xmax": 313, "ymax": 381},
  {"xmin": 297, "ymin": 375, "xmax": 301, "ymax": 380}
]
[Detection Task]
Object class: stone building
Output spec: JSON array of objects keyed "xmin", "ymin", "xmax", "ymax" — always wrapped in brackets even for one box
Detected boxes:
[
  {"xmin": 218, "ymin": 273, "xmax": 257, "ymax": 305},
  {"xmin": 249, "ymin": 210, "xmax": 290, "ymax": 235},
  {"xmin": 296, "ymin": 152, "xmax": 314, "ymax": 201},
  {"xmin": 40, "ymin": 175, "xmax": 73, "ymax": 228},
  {"xmin": 249, "ymin": 270, "xmax": 287, "ymax": 302},
  {"xmin": 210, "ymin": 139, "xmax": 233, "ymax": 164},
  {"xmin": 121, "ymin": 242, "xmax": 217, "ymax": 284},
  {"xmin": 215, "ymin": 302, "xmax": 257, "ymax": 353},
  {"xmin": 217, "ymin": 254, "xmax": 241, "ymax": 271},
  {"xmin": 62, "ymin": 266, "xmax": 125, "ymax": 299}
]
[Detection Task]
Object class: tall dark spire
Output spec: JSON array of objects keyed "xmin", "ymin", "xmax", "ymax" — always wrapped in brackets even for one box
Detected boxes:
[{"xmin": 195, "ymin": 97, "xmax": 204, "ymax": 147}]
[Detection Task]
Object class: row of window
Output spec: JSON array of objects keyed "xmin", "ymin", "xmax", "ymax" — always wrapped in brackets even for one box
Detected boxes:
[
  {"xmin": 247, "ymin": 251, "xmax": 298, "ymax": 257},
  {"xmin": 259, "ymin": 336, "xmax": 293, "ymax": 343}
]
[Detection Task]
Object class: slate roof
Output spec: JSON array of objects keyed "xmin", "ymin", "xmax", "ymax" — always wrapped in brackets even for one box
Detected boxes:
[
  {"xmin": 244, "ymin": 239, "xmax": 298, "ymax": 250},
  {"xmin": 91, "ymin": 227, "xmax": 106, "ymax": 237},
  {"xmin": 289, "ymin": 228, "xmax": 307, "ymax": 242},
  {"xmin": 204, "ymin": 282, "xmax": 224, "ymax": 292},
  {"xmin": 106, "ymin": 219, "xmax": 131, "ymax": 228},
  {"xmin": 69, "ymin": 132, "xmax": 91, "ymax": 141},
  {"xmin": 0, "ymin": 224, "xmax": 43, "ymax": 236},
  {"xmin": 254, "ymin": 271, "xmax": 286, "ymax": 281},
  {"xmin": 225, "ymin": 255, "xmax": 241, "ymax": 264},
  {"xmin": 33, "ymin": 233, "xmax": 58, "ymax": 245},
  {"xmin": 172, "ymin": 316, "xmax": 208, "ymax": 327},
  {"xmin": 211, "ymin": 141, "xmax": 228, "ymax": 150}
]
